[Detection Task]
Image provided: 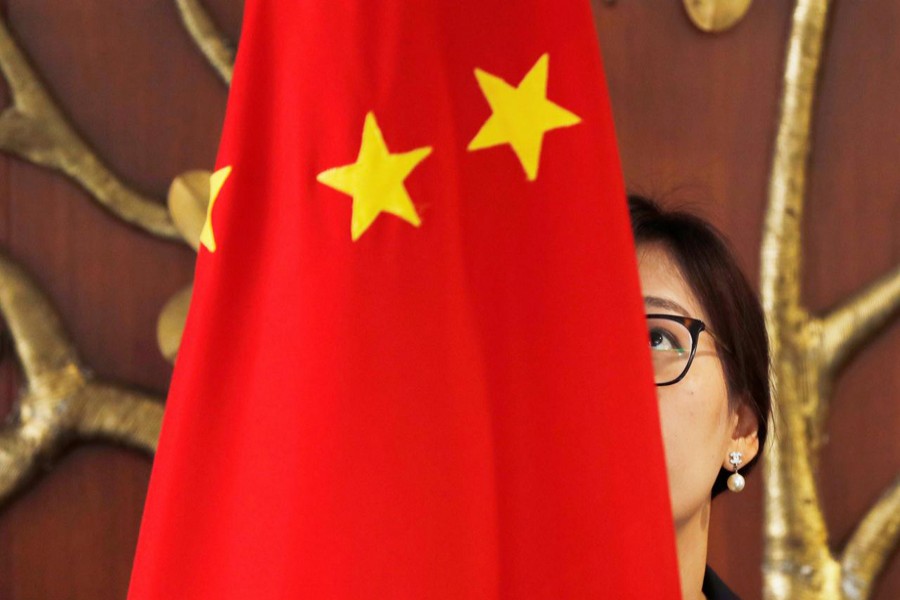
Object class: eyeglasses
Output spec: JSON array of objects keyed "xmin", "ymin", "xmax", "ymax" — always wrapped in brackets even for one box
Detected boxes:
[{"xmin": 646, "ymin": 314, "xmax": 721, "ymax": 386}]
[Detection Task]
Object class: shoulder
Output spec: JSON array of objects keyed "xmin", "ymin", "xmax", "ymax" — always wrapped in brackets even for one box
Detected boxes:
[{"xmin": 702, "ymin": 565, "xmax": 741, "ymax": 600}]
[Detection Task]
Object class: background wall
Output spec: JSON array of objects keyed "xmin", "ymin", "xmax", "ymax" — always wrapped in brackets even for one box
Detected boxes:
[{"xmin": 0, "ymin": 1, "xmax": 896, "ymax": 598}]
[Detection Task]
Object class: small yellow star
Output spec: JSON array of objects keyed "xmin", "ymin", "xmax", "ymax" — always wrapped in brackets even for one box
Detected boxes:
[
  {"xmin": 468, "ymin": 53, "xmax": 581, "ymax": 181},
  {"xmin": 317, "ymin": 112, "xmax": 432, "ymax": 241},
  {"xmin": 200, "ymin": 166, "xmax": 233, "ymax": 253}
]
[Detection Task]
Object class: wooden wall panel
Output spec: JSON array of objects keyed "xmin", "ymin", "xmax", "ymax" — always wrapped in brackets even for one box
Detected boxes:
[{"xmin": 0, "ymin": 1, "xmax": 896, "ymax": 599}]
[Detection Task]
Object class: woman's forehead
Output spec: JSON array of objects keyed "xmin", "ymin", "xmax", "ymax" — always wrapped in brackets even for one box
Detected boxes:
[{"xmin": 636, "ymin": 243, "xmax": 708, "ymax": 321}]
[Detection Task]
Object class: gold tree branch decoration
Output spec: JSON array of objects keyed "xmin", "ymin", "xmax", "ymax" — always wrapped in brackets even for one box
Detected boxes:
[
  {"xmin": 0, "ymin": 15, "xmax": 179, "ymax": 240},
  {"xmin": 0, "ymin": 3, "xmax": 231, "ymax": 507},
  {"xmin": 841, "ymin": 478, "xmax": 900, "ymax": 599},
  {"xmin": 762, "ymin": 0, "xmax": 900, "ymax": 598},
  {"xmin": 820, "ymin": 271, "xmax": 900, "ymax": 377},
  {"xmin": 0, "ymin": 2, "xmax": 232, "ymax": 506},
  {"xmin": 0, "ymin": 252, "xmax": 163, "ymax": 504},
  {"xmin": 175, "ymin": 0, "xmax": 236, "ymax": 85}
]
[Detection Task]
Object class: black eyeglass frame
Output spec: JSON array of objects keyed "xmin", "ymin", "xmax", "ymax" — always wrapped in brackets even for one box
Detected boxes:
[{"xmin": 646, "ymin": 313, "xmax": 724, "ymax": 387}]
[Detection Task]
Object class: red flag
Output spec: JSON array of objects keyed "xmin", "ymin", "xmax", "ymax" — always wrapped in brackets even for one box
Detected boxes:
[{"xmin": 129, "ymin": 1, "xmax": 679, "ymax": 598}]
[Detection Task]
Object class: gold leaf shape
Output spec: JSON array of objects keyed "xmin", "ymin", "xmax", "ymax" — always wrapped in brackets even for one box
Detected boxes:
[
  {"xmin": 157, "ymin": 284, "xmax": 193, "ymax": 364},
  {"xmin": 168, "ymin": 170, "xmax": 212, "ymax": 251},
  {"xmin": 683, "ymin": 0, "xmax": 753, "ymax": 33}
]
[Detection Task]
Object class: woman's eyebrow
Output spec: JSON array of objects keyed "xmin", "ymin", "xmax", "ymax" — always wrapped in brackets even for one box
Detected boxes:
[{"xmin": 644, "ymin": 295, "xmax": 690, "ymax": 316}]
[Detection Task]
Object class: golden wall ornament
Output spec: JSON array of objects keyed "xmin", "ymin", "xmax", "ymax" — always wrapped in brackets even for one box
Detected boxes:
[
  {"xmin": 157, "ymin": 170, "xmax": 213, "ymax": 363},
  {"xmin": 0, "ymin": 16, "xmax": 179, "ymax": 240},
  {"xmin": 0, "ymin": 252, "xmax": 164, "ymax": 504},
  {"xmin": 761, "ymin": 0, "xmax": 900, "ymax": 598},
  {"xmin": 0, "ymin": 1, "xmax": 227, "ymax": 503},
  {"xmin": 175, "ymin": 0, "xmax": 236, "ymax": 85},
  {"xmin": 683, "ymin": 0, "xmax": 754, "ymax": 33},
  {"xmin": 0, "ymin": 0, "xmax": 233, "ymax": 240}
]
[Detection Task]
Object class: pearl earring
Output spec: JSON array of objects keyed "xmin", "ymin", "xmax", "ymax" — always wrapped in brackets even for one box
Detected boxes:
[{"xmin": 727, "ymin": 451, "xmax": 745, "ymax": 493}]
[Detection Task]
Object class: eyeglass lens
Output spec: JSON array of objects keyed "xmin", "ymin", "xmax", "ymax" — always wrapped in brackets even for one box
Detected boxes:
[{"xmin": 647, "ymin": 316, "xmax": 694, "ymax": 385}]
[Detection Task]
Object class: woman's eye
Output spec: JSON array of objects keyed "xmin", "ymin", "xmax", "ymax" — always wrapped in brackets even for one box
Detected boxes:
[{"xmin": 649, "ymin": 328, "xmax": 684, "ymax": 352}]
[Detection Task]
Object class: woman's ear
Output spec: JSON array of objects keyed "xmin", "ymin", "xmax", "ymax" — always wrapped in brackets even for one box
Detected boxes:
[{"xmin": 722, "ymin": 398, "xmax": 760, "ymax": 470}]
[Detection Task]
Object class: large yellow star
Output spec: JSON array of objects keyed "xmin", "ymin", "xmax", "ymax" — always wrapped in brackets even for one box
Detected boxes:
[
  {"xmin": 200, "ymin": 166, "xmax": 233, "ymax": 253},
  {"xmin": 468, "ymin": 53, "xmax": 581, "ymax": 181},
  {"xmin": 317, "ymin": 112, "xmax": 432, "ymax": 241}
]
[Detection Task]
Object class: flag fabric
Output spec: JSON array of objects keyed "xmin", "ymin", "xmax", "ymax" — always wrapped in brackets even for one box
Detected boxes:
[{"xmin": 128, "ymin": 1, "xmax": 680, "ymax": 598}]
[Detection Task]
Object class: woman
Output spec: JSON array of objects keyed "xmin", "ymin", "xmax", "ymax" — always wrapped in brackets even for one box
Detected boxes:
[{"xmin": 630, "ymin": 195, "xmax": 771, "ymax": 600}]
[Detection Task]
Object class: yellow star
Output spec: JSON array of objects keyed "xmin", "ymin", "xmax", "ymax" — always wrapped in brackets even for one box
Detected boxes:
[
  {"xmin": 317, "ymin": 112, "xmax": 432, "ymax": 241},
  {"xmin": 468, "ymin": 53, "xmax": 581, "ymax": 181},
  {"xmin": 200, "ymin": 166, "xmax": 233, "ymax": 253}
]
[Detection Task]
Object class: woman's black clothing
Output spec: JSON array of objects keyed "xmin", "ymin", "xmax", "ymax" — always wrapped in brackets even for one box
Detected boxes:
[{"xmin": 702, "ymin": 565, "xmax": 740, "ymax": 600}]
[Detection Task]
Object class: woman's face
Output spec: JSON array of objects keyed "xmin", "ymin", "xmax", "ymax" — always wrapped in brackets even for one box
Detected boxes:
[{"xmin": 637, "ymin": 242, "xmax": 758, "ymax": 528}]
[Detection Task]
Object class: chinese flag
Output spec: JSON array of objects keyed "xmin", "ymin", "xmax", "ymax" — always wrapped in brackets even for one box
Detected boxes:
[{"xmin": 128, "ymin": 1, "xmax": 680, "ymax": 598}]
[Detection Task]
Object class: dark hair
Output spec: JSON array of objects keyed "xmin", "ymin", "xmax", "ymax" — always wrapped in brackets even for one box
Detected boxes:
[{"xmin": 628, "ymin": 194, "xmax": 771, "ymax": 497}]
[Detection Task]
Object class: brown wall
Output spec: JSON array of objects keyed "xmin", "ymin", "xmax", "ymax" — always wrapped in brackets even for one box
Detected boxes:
[{"xmin": 0, "ymin": 1, "xmax": 897, "ymax": 599}]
